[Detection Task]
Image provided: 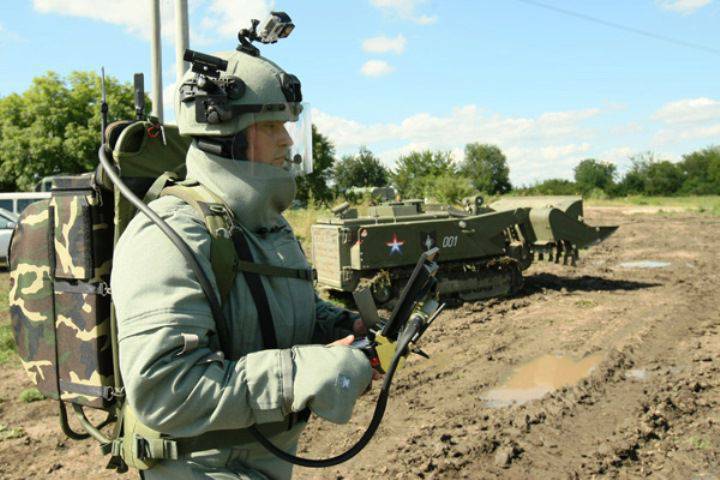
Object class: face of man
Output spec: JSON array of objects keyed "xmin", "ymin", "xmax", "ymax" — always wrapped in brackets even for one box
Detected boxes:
[{"xmin": 245, "ymin": 121, "xmax": 293, "ymax": 168}]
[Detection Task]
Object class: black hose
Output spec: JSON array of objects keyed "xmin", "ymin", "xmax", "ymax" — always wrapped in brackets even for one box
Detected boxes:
[
  {"xmin": 247, "ymin": 323, "xmax": 417, "ymax": 467},
  {"xmin": 97, "ymin": 146, "xmax": 234, "ymax": 358}
]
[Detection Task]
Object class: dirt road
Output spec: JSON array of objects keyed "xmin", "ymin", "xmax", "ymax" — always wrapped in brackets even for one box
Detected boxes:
[{"xmin": 1, "ymin": 206, "xmax": 719, "ymax": 479}]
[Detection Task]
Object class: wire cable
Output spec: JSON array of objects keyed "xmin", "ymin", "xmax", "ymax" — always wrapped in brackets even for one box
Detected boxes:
[
  {"xmin": 248, "ymin": 320, "xmax": 419, "ymax": 467},
  {"xmin": 513, "ymin": 0, "xmax": 720, "ymax": 56}
]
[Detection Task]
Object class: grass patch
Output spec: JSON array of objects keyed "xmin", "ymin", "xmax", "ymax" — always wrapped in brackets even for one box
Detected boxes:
[
  {"xmin": 19, "ymin": 388, "xmax": 44, "ymax": 403},
  {"xmin": 0, "ymin": 321, "xmax": 15, "ymax": 365},
  {"xmin": 0, "ymin": 272, "xmax": 16, "ymax": 365},
  {"xmin": 285, "ymin": 206, "xmax": 330, "ymax": 254},
  {"xmin": 688, "ymin": 436, "xmax": 712, "ymax": 450},
  {"xmin": 0, "ymin": 424, "xmax": 25, "ymax": 441},
  {"xmin": 586, "ymin": 196, "xmax": 720, "ymax": 215},
  {"xmin": 575, "ymin": 299, "xmax": 597, "ymax": 309}
]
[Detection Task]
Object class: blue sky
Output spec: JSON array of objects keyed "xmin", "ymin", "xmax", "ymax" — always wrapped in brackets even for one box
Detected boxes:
[{"xmin": 1, "ymin": 0, "xmax": 719, "ymax": 185}]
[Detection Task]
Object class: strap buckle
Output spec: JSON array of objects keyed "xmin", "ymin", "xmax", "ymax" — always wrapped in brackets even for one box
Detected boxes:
[
  {"xmin": 97, "ymin": 282, "xmax": 112, "ymax": 296},
  {"xmin": 133, "ymin": 435, "xmax": 179, "ymax": 461}
]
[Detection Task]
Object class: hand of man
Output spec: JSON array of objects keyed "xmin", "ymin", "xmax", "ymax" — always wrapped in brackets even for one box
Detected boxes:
[{"xmin": 328, "ymin": 334, "xmax": 383, "ymax": 382}]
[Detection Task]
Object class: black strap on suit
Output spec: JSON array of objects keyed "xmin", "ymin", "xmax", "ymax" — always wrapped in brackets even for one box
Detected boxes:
[{"xmin": 230, "ymin": 227, "xmax": 279, "ymax": 350}]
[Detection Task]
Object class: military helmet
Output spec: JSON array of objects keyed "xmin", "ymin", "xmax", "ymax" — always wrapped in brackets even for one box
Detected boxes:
[{"xmin": 175, "ymin": 50, "xmax": 303, "ymax": 137}]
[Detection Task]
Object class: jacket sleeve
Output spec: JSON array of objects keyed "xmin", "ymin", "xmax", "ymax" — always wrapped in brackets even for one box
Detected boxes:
[
  {"xmin": 112, "ymin": 198, "xmax": 293, "ymax": 438},
  {"xmin": 312, "ymin": 295, "xmax": 359, "ymax": 344}
]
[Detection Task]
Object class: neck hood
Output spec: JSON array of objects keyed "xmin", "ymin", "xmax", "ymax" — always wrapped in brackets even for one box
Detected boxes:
[{"xmin": 185, "ymin": 142, "xmax": 296, "ymax": 232}]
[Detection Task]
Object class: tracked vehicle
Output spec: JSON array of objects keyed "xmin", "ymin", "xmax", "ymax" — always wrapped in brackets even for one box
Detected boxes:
[{"xmin": 311, "ymin": 195, "xmax": 617, "ymax": 304}]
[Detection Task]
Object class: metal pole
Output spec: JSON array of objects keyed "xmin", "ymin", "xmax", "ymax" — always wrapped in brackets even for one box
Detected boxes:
[
  {"xmin": 175, "ymin": 0, "xmax": 190, "ymax": 84},
  {"xmin": 150, "ymin": 0, "xmax": 163, "ymax": 122}
]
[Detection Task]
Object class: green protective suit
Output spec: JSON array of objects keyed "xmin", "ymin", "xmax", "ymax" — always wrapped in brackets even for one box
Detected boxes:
[{"xmin": 111, "ymin": 143, "xmax": 373, "ymax": 479}]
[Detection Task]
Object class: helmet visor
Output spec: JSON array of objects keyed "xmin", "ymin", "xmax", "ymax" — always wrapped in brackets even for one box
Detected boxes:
[{"xmin": 235, "ymin": 102, "xmax": 313, "ymax": 177}]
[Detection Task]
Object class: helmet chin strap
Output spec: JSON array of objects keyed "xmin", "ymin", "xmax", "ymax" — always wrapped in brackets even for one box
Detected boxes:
[{"xmin": 194, "ymin": 131, "xmax": 248, "ymax": 160}]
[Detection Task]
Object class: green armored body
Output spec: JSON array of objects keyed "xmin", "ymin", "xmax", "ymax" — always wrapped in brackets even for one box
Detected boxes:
[{"xmin": 312, "ymin": 195, "xmax": 617, "ymax": 304}]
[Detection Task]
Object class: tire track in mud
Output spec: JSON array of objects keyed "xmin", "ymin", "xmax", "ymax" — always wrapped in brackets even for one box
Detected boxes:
[{"xmin": 295, "ymin": 209, "xmax": 720, "ymax": 480}]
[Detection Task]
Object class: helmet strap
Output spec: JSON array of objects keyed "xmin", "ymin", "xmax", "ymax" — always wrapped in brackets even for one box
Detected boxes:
[{"xmin": 194, "ymin": 132, "xmax": 248, "ymax": 160}]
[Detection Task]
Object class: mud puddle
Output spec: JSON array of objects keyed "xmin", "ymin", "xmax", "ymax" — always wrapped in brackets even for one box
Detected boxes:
[
  {"xmin": 482, "ymin": 353, "xmax": 603, "ymax": 408},
  {"xmin": 618, "ymin": 260, "xmax": 671, "ymax": 269}
]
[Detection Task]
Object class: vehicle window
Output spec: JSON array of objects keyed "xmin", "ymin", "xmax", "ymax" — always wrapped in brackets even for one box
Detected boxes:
[
  {"xmin": 16, "ymin": 199, "xmax": 36, "ymax": 213},
  {"xmin": 0, "ymin": 215, "xmax": 9, "ymax": 229},
  {"xmin": 0, "ymin": 200, "xmax": 12, "ymax": 211}
]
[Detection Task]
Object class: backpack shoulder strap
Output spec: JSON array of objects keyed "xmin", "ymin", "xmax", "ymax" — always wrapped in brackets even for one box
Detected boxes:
[
  {"xmin": 159, "ymin": 183, "xmax": 237, "ymax": 308},
  {"xmin": 144, "ymin": 171, "xmax": 180, "ymax": 203}
]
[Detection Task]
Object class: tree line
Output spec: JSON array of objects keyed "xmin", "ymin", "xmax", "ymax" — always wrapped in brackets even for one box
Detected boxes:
[
  {"xmin": 1, "ymin": 71, "xmax": 718, "ymax": 203},
  {"xmin": 308, "ymin": 136, "xmax": 720, "ymax": 205},
  {"xmin": 301, "ymin": 139, "xmax": 512, "ymax": 206},
  {"xmin": 519, "ymin": 149, "xmax": 720, "ymax": 198}
]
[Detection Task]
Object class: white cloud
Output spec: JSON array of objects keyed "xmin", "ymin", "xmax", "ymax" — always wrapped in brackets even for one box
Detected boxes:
[
  {"xmin": 362, "ymin": 34, "xmax": 407, "ymax": 54},
  {"xmin": 33, "ymin": 0, "xmax": 163, "ymax": 39},
  {"xmin": 160, "ymin": 81, "xmax": 178, "ymax": 123},
  {"xmin": 313, "ymin": 104, "xmax": 607, "ymax": 184},
  {"xmin": 653, "ymin": 124, "xmax": 720, "ymax": 144},
  {"xmin": 313, "ymin": 104, "xmax": 602, "ymax": 149},
  {"xmin": 32, "ymin": 0, "xmax": 271, "ymax": 44},
  {"xmin": 651, "ymin": 97, "xmax": 720, "ymax": 143},
  {"xmin": 200, "ymin": 0, "xmax": 273, "ymax": 38},
  {"xmin": 656, "ymin": 0, "xmax": 712, "ymax": 14},
  {"xmin": 361, "ymin": 60, "xmax": 395, "ymax": 77},
  {"xmin": 653, "ymin": 97, "xmax": 720, "ymax": 124},
  {"xmin": 539, "ymin": 143, "xmax": 592, "ymax": 160},
  {"xmin": 370, "ymin": 0, "xmax": 438, "ymax": 25}
]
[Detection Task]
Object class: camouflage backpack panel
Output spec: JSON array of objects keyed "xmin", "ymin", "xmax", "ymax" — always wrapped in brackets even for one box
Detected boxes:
[
  {"xmin": 51, "ymin": 176, "xmax": 115, "ymax": 408},
  {"xmin": 9, "ymin": 200, "xmax": 59, "ymax": 400},
  {"xmin": 10, "ymin": 175, "xmax": 116, "ymax": 409}
]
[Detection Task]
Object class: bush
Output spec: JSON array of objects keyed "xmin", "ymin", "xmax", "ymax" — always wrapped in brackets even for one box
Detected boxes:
[
  {"xmin": 616, "ymin": 152, "xmax": 684, "ymax": 196},
  {"xmin": 514, "ymin": 178, "xmax": 579, "ymax": 196},
  {"xmin": 430, "ymin": 174, "xmax": 475, "ymax": 205},
  {"xmin": 586, "ymin": 187, "xmax": 609, "ymax": 200}
]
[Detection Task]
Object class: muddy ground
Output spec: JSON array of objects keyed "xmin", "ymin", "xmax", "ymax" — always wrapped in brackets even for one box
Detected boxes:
[{"xmin": 1, "ymin": 206, "xmax": 719, "ymax": 479}]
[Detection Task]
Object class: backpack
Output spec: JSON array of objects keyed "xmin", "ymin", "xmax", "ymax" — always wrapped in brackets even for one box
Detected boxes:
[
  {"xmin": 9, "ymin": 118, "xmax": 315, "ymax": 472},
  {"xmin": 8, "ymin": 121, "xmax": 236, "ymax": 471}
]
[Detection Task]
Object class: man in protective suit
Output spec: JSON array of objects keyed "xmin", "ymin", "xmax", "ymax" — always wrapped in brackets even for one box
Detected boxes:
[{"xmin": 111, "ymin": 47, "xmax": 373, "ymax": 479}]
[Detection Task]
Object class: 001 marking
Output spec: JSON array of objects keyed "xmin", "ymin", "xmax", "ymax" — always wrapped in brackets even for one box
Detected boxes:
[{"xmin": 442, "ymin": 235, "xmax": 458, "ymax": 248}]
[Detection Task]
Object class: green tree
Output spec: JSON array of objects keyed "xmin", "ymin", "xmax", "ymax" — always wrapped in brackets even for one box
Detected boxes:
[
  {"xmin": 644, "ymin": 160, "xmax": 684, "ymax": 195},
  {"xmin": 295, "ymin": 125, "xmax": 336, "ymax": 206},
  {"xmin": 392, "ymin": 150, "xmax": 455, "ymax": 198},
  {"xmin": 573, "ymin": 159, "xmax": 616, "ymax": 194},
  {"xmin": 430, "ymin": 174, "xmax": 474, "ymax": 205},
  {"xmin": 617, "ymin": 153, "xmax": 653, "ymax": 195},
  {"xmin": 460, "ymin": 143, "xmax": 511, "ymax": 194},
  {"xmin": 0, "ymin": 71, "xmax": 142, "ymax": 191},
  {"xmin": 679, "ymin": 146, "xmax": 720, "ymax": 195},
  {"xmin": 616, "ymin": 152, "xmax": 685, "ymax": 196},
  {"xmin": 332, "ymin": 146, "xmax": 389, "ymax": 192}
]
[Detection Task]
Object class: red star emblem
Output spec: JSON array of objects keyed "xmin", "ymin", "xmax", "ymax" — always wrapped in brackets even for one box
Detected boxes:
[{"xmin": 386, "ymin": 233, "xmax": 405, "ymax": 255}]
